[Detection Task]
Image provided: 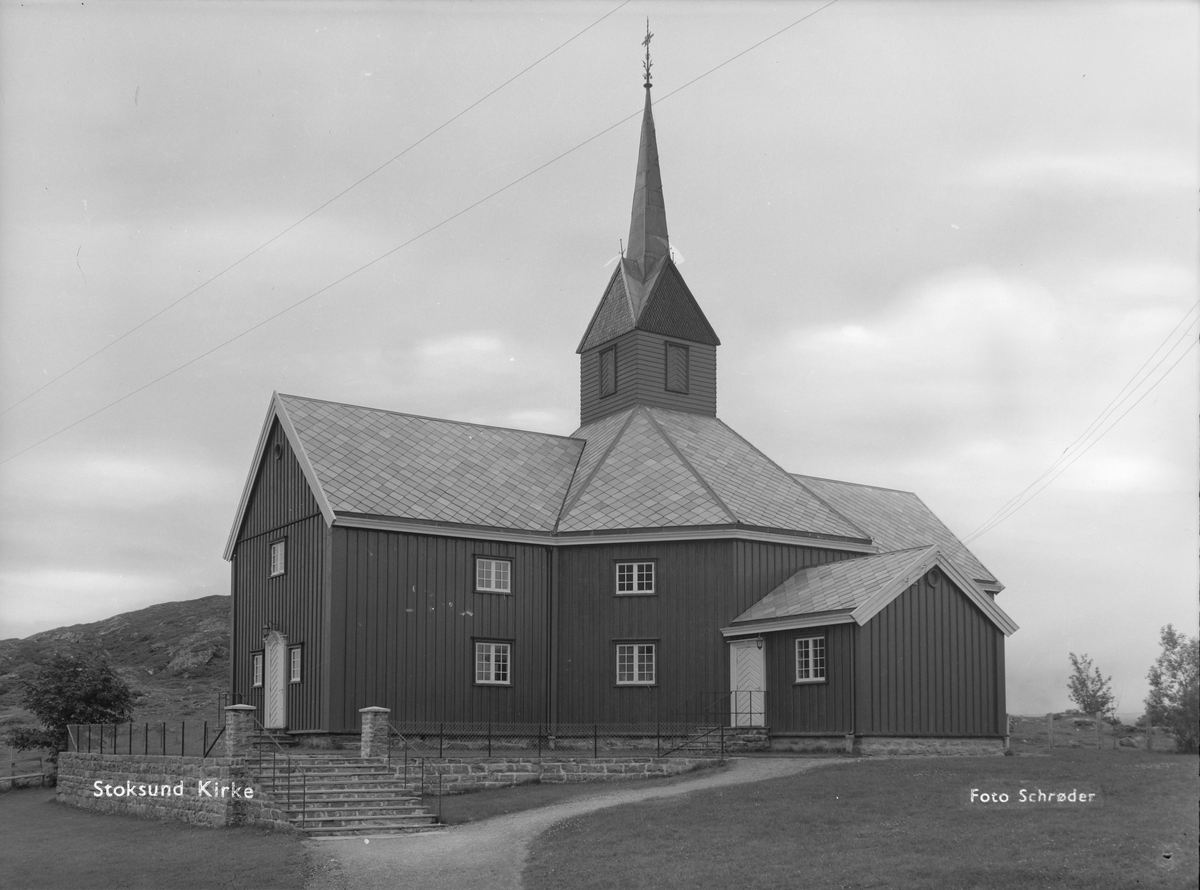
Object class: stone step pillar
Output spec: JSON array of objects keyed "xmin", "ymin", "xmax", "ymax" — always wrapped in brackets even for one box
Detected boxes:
[
  {"xmin": 224, "ymin": 704, "xmax": 257, "ymax": 757},
  {"xmin": 360, "ymin": 706, "xmax": 391, "ymax": 759}
]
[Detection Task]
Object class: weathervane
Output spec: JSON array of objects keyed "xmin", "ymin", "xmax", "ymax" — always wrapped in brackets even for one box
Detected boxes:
[{"xmin": 642, "ymin": 19, "xmax": 653, "ymax": 88}]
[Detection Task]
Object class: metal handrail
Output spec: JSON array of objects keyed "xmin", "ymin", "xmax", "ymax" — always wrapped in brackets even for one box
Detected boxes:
[
  {"xmin": 249, "ymin": 718, "xmax": 307, "ymax": 829},
  {"xmin": 386, "ymin": 722, "xmax": 444, "ymax": 823}
]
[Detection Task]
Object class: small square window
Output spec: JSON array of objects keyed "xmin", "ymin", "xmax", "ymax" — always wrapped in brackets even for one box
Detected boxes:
[
  {"xmin": 251, "ymin": 653, "xmax": 264, "ymax": 688},
  {"xmin": 289, "ymin": 646, "xmax": 302, "ymax": 684},
  {"xmin": 615, "ymin": 561, "xmax": 655, "ymax": 594},
  {"xmin": 269, "ymin": 540, "xmax": 286, "ymax": 577},
  {"xmin": 795, "ymin": 636, "xmax": 826, "ymax": 683},
  {"xmin": 616, "ymin": 642, "xmax": 656, "ymax": 685},
  {"xmin": 475, "ymin": 641, "xmax": 512, "ymax": 685},
  {"xmin": 476, "ymin": 557, "xmax": 512, "ymax": 594}
]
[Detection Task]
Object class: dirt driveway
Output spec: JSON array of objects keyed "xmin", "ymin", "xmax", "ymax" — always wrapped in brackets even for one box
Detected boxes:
[{"xmin": 306, "ymin": 756, "xmax": 841, "ymax": 890}]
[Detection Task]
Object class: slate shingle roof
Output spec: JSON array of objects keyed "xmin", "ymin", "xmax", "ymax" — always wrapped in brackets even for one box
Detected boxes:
[
  {"xmin": 268, "ymin": 396, "xmax": 871, "ymax": 543},
  {"xmin": 558, "ymin": 407, "xmax": 868, "ymax": 540},
  {"xmin": 731, "ymin": 547, "xmax": 933, "ymax": 625},
  {"xmin": 577, "ymin": 262, "xmax": 720, "ymax": 353},
  {"xmin": 793, "ymin": 474, "xmax": 998, "ymax": 587},
  {"xmin": 278, "ymin": 395, "xmax": 581, "ymax": 533}
]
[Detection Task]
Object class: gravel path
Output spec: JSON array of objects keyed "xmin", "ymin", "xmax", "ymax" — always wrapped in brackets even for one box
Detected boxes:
[{"xmin": 305, "ymin": 756, "xmax": 842, "ymax": 890}]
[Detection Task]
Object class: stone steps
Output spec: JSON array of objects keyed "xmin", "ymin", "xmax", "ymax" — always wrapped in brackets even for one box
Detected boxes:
[{"xmin": 246, "ymin": 754, "xmax": 440, "ymax": 836}]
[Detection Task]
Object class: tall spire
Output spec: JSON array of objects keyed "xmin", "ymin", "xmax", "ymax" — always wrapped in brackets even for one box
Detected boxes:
[{"xmin": 622, "ymin": 20, "xmax": 669, "ymax": 316}]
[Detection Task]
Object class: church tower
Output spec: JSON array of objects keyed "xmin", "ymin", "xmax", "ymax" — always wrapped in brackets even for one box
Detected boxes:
[{"xmin": 576, "ymin": 37, "xmax": 720, "ymax": 427}]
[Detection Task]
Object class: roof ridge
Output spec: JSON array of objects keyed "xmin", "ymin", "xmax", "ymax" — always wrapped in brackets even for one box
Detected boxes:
[
  {"xmin": 703, "ymin": 417, "xmax": 871, "ymax": 542},
  {"xmin": 554, "ymin": 407, "xmax": 637, "ymax": 530},
  {"xmin": 790, "ymin": 472, "xmax": 916, "ymax": 497},
  {"xmin": 641, "ymin": 406, "xmax": 737, "ymax": 525},
  {"xmin": 276, "ymin": 393, "xmax": 582, "ymax": 442}
]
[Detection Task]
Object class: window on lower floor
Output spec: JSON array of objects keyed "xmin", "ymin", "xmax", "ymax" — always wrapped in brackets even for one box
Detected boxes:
[
  {"xmin": 251, "ymin": 653, "xmax": 264, "ymax": 688},
  {"xmin": 475, "ymin": 557, "xmax": 512, "ymax": 593},
  {"xmin": 616, "ymin": 642, "xmax": 656, "ymax": 685},
  {"xmin": 616, "ymin": 561, "xmax": 655, "ymax": 594},
  {"xmin": 475, "ymin": 641, "xmax": 512, "ymax": 685},
  {"xmin": 289, "ymin": 646, "xmax": 302, "ymax": 683},
  {"xmin": 795, "ymin": 636, "xmax": 826, "ymax": 683}
]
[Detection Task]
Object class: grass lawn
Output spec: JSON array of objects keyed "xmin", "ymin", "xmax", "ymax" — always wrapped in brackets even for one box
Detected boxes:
[
  {"xmin": 437, "ymin": 762, "xmax": 731, "ymax": 825},
  {"xmin": 525, "ymin": 749, "xmax": 1199, "ymax": 890},
  {"xmin": 0, "ymin": 788, "xmax": 316, "ymax": 890}
]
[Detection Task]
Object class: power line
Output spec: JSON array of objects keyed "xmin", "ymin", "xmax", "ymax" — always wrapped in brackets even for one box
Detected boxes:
[
  {"xmin": 0, "ymin": 0, "xmax": 843, "ymax": 466},
  {"xmin": 955, "ymin": 313, "xmax": 1199, "ymax": 548},
  {"xmin": 0, "ymin": 0, "xmax": 632, "ymax": 419}
]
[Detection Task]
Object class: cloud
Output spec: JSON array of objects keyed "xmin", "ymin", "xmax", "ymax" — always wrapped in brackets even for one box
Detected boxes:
[
  {"xmin": 969, "ymin": 152, "xmax": 1196, "ymax": 193},
  {"xmin": 0, "ymin": 568, "xmax": 186, "ymax": 639},
  {"xmin": 418, "ymin": 334, "xmax": 504, "ymax": 359}
]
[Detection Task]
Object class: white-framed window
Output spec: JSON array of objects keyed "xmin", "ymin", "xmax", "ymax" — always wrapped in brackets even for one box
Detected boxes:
[
  {"xmin": 269, "ymin": 540, "xmax": 286, "ymax": 577},
  {"xmin": 475, "ymin": 641, "xmax": 512, "ymax": 685},
  {"xmin": 475, "ymin": 557, "xmax": 512, "ymax": 593},
  {"xmin": 289, "ymin": 646, "xmax": 302, "ymax": 683},
  {"xmin": 616, "ymin": 642, "xmax": 656, "ymax": 685},
  {"xmin": 251, "ymin": 653, "xmax": 264, "ymax": 688},
  {"xmin": 616, "ymin": 561, "xmax": 655, "ymax": 594},
  {"xmin": 795, "ymin": 636, "xmax": 826, "ymax": 683}
]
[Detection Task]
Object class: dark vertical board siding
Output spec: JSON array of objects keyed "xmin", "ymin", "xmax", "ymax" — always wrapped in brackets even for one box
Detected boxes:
[
  {"xmin": 231, "ymin": 421, "xmax": 328, "ymax": 731},
  {"xmin": 764, "ymin": 623, "xmax": 854, "ymax": 732},
  {"xmin": 856, "ymin": 573, "xmax": 1003, "ymax": 736},
  {"xmin": 327, "ymin": 529, "xmax": 549, "ymax": 730},
  {"xmin": 579, "ymin": 331, "xmax": 717, "ymax": 425},
  {"xmin": 555, "ymin": 539, "xmax": 848, "ymax": 723}
]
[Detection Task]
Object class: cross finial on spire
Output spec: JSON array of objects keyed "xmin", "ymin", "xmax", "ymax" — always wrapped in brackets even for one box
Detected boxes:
[{"xmin": 642, "ymin": 18, "xmax": 653, "ymax": 89}]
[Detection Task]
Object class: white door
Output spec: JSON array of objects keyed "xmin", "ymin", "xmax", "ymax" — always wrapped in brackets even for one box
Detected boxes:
[
  {"xmin": 729, "ymin": 639, "xmax": 765, "ymax": 727},
  {"xmin": 264, "ymin": 631, "xmax": 289, "ymax": 730}
]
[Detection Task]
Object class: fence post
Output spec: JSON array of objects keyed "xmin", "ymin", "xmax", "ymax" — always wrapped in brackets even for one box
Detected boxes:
[
  {"xmin": 720, "ymin": 724, "xmax": 725, "ymax": 760},
  {"xmin": 1047, "ymin": 714, "xmax": 1053, "ymax": 748},
  {"xmin": 160, "ymin": 722, "xmax": 166, "ymax": 756},
  {"xmin": 439, "ymin": 723, "xmax": 444, "ymax": 759},
  {"xmin": 181, "ymin": 721, "xmax": 186, "ymax": 757},
  {"xmin": 593, "ymin": 724, "xmax": 598, "ymax": 758},
  {"xmin": 1147, "ymin": 723, "xmax": 1154, "ymax": 752},
  {"xmin": 488, "ymin": 721, "xmax": 492, "ymax": 758},
  {"xmin": 144, "ymin": 722, "xmax": 148, "ymax": 756},
  {"xmin": 656, "ymin": 719, "xmax": 661, "ymax": 758},
  {"xmin": 203, "ymin": 722, "xmax": 208, "ymax": 759}
]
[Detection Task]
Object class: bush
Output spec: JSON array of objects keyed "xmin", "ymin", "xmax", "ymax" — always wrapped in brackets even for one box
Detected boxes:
[
  {"xmin": 1067, "ymin": 653, "xmax": 1115, "ymax": 716},
  {"xmin": 5, "ymin": 652, "xmax": 139, "ymax": 761},
  {"xmin": 1145, "ymin": 625, "xmax": 1199, "ymax": 754}
]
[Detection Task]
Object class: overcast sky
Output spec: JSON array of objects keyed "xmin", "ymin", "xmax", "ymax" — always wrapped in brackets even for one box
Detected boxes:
[{"xmin": 1, "ymin": 0, "xmax": 1196, "ymax": 716}]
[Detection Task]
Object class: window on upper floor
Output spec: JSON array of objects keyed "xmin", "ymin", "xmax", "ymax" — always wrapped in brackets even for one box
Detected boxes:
[
  {"xmin": 269, "ymin": 540, "xmax": 286, "ymax": 577},
  {"xmin": 475, "ymin": 640, "xmax": 512, "ymax": 686},
  {"xmin": 600, "ymin": 346, "xmax": 617, "ymax": 398},
  {"xmin": 475, "ymin": 557, "xmax": 513, "ymax": 594},
  {"xmin": 795, "ymin": 636, "xmax": 826, "ymax": 683},
  {"xmin": 665, "ymin": 342, "xmax": 689, "ymax": 393},
  {"xmin": 616, "ymin": 642, "xmax": 656, "ymax": 685},
  {"xmin": 616, "ymin": 561, "xmax": 655, "ymax": 595}
]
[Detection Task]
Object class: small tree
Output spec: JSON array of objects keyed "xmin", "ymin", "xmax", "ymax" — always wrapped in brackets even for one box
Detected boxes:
[
  {"xmin": 1145, "ymin": 625, "xmax": 1199, "ymax": 754},
  {"xmin": 6, "ymin": 653, "xmax": 138, "ymax": 760},
  {"xmin": 1067, "ymin": 652, "xmax": 1115, "ymax": 716}
]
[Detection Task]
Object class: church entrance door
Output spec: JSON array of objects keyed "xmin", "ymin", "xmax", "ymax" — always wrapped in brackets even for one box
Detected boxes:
[
  {"xmin": 264, "ymin": 630, "xmax": 288, "ymax": 730},
  {"xmin": 729, "ymin": 639, "xmax": 765, "ymax": 727}
]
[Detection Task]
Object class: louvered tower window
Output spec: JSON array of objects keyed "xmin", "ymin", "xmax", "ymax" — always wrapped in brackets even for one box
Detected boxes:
[
  {"xmin": 664, "ymin": 342, "xmax": 689, "ymax": 393},
  {"xmin": 600, "ymin": 346, "xmax": 617, "ymax": 398}
]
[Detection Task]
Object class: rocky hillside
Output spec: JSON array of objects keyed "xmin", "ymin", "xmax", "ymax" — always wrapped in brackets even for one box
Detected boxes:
[{"xmin": 0, "ymin": 596, "xmax": 230, "ymax": 732}]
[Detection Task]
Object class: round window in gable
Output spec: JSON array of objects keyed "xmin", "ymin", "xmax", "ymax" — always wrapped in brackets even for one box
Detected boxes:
[
  {"xmin": 927, "ymin": 567, "xmax": 942, "ymax": 587},
  {"xmin": 273, "ymin": 443, "xmax": 282, "ymax": 461}
]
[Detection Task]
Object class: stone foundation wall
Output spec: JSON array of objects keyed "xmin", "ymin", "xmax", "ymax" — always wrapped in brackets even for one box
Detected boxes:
[
  {"xmin": 855, "ymin": 736, "xmax": 1005, "ymax": 756},
  {"xmin": 770, "ymin": 734, "xmax": 854, "ymax": 754},
  {"xmin": 56, "ymin": 753, "xmax": 294, "ymax": 830},
  {"xmin": 411, "ymin": 756, "xmax": 721, "ymax": 794}
]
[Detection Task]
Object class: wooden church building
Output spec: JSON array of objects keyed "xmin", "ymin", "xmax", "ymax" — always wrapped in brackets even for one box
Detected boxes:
[{"xmin": 225, "ymin": 63, "xmax": 1017, "ymax": 752}]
